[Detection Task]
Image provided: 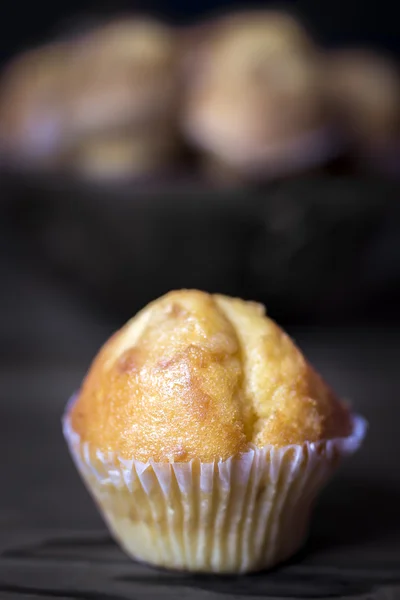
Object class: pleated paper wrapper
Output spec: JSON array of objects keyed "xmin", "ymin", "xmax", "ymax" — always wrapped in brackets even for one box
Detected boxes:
[{"xmin": 63, "ymin": 405, "xmax": 367, "ymax": 574}]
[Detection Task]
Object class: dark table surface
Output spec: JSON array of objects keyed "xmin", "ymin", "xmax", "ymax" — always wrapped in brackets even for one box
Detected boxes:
[{"xmin": 1, "ymin": 316, "xmax": 400, "ymax": 599}]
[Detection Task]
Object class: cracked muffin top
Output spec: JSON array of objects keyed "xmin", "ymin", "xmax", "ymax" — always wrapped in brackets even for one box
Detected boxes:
[{"xmin": 70, "ymin": 290, "xmax": 352, "ymax": 462}]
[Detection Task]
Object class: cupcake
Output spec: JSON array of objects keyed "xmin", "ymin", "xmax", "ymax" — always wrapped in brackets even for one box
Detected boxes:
[
  {"xmin": 63, "ymin": 18, "xmax": 182, "ymax": 179},
  {"xmin": 0, "ymin": 43, "xmax": 71, "ymax": 171},
  {"xmin": 182, "ymin": 12, "xmax": 335, "ymax": 185},
  {"xmin": 324, "ymin": 48, "xmax": 400, "ymax": 178},
  {"xmin": 63, "ymin": 290, "xmax": 366, "ymax": 573}
]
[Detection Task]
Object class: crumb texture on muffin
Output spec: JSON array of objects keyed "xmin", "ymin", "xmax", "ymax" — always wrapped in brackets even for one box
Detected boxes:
[{"xmin": 70, "ymin": 290, "xmax": 351, "ymax": 462}]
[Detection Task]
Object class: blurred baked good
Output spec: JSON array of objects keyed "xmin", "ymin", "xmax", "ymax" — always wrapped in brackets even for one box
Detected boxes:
[
  {"xmin": 71, "ymin": 127, "xmax": 179, "ymax": 180},
  {"xmin": 64, "ymin": 18, "xmax": 182, "ymax": 178},
  {"xmin": 324, "ymin": 48, "xmax": 400, "ymax": 173},
  {"xmin": 182, "ymin": 11, "xmax": 333, "ymax": 182},
  {"xmin": 0, "ymin": 43, "xmax": 70, "ymax": 170},
  {"xmin": 64, "ymin": 289, "xmax": 366, "ymax": 573}
]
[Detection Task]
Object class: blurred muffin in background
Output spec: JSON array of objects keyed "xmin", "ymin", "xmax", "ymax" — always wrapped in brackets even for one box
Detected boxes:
[
  {"xmin": 71, "ymin": 129, "xmax": 179, "ymax": 181},
  {"xmin": 324, "ymin": 49, "xmax": 400, "ymax": 178},
  {"xmin": 182, "ymin": 11, "xmax": 335, "ymax": 185},
  {"xmin": 64, "ymin": 18, "xmax": 182, "ymax": 180},
  {"xmin": 0, "ymin": 43, "xmax": 71, "ymax": 171}
]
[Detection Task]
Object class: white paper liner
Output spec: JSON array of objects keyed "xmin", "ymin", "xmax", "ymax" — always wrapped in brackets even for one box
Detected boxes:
[{"xmin": 62, "ymin": 396, "xmax": 367, "ymax": 574}]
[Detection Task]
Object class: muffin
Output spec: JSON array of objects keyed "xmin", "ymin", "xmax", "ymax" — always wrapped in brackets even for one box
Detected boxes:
[
  {"xmin": 71, "ymin": 127, "xmax": 179, "ymax": 181},
  {"xmin": 63, "ymin": 290, "xmax": 366, "ymax": 573},
  {"xmin": 182, "ymin": 12, "xmax": 335, "ymax": 184},
  {"xmin": 0, "ymin": 43, "xmax": 71, "ymax": 170},
  {"xmin": 324, "ymin": 48, "xmax": 400, "ymax": 177},
  {"xmin": 63, "ymin": 18, "xmax": 182, "ymax": 179}
]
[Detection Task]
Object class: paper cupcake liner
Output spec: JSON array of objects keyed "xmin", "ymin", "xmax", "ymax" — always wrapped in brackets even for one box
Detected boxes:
[{"xmin": 63, "ymin": 397, "xmax": 367, "ymax": 573}]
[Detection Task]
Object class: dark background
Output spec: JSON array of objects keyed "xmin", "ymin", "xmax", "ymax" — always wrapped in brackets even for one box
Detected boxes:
[
  {"xmin": 1, "ymin": 1, "xmax": 400, "ymax": 598},
  {"xmin": 1, "ymin": 0, "xmax": 400, "ymax": 63}
]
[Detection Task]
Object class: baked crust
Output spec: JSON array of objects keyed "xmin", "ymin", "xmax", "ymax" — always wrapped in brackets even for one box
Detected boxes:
[{"xmin": 71, "ymin": 290, "xmax": 352, "ymax": 462}]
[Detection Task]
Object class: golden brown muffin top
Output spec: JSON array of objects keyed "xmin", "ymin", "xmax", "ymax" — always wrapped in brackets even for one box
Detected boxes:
[{"xmin": 70, "ymin": 290, "xmax": 352, "ymax": 462}]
